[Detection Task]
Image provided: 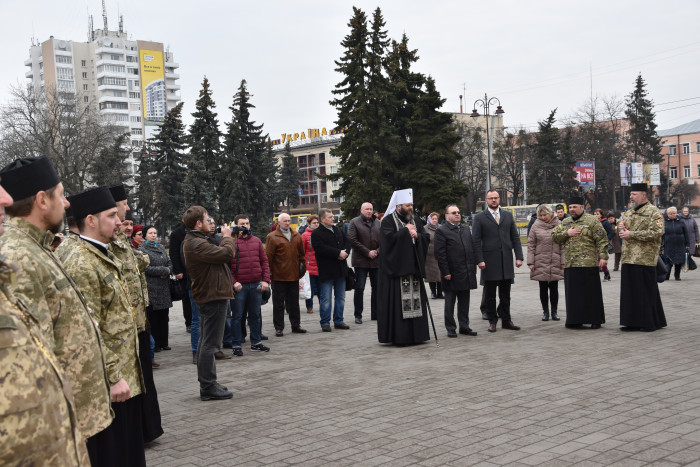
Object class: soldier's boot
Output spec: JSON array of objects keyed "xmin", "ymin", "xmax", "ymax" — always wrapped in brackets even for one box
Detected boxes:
[
  {"xmin": 542, "ymin": 310, "xmax": 550, "ymax": 321},
  {"xmin": 551, "ymin": 311, "xmax": 560, "ymax": 321}
]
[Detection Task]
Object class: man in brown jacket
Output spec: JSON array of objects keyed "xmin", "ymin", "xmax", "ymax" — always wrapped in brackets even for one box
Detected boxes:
[
  {"xmin": 266, "ymin": 213, "xmax": 306, "ymax": 336},
  {"xmin": 182, "ymin": 205, "xmax": 235, "ymax": 401},
  {"xmin": 347, "ymin": 202, "xmax": 380, "ymax": 323}
]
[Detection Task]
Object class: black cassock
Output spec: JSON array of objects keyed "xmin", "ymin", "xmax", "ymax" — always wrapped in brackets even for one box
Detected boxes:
[
  {"xmin": 377, "ymin": 213, "xmax": 431, "ymax": 345},
  {"xmin": 620, "ymin": 264, "xmax": 667, "ymax": 330}
]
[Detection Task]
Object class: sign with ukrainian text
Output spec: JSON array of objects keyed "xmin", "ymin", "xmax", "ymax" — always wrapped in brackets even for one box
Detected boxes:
[
  {"xmin": 575, "ymin": 161, "xmax": 595, "ymax": 186},
  {"xmin": 139, "ymin": 49, "xmax": 166, "ymax": 135}
]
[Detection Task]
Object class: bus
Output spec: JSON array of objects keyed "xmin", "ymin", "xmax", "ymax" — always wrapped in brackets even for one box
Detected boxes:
[
  {"xmin": 502, "ymin": 203, "xmax": 568, "ymax": 229},
  {"xmin": 272, "ymin": 213, "xmax": 314, "ymax": 232}
]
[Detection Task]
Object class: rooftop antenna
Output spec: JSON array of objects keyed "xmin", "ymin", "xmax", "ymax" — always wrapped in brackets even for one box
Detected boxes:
[
  {"xmin": 102, "ymin": 0, "xmax": 108, "ymax": 32},
  {"xmin": 119, "ymin": 15, "xmax": 123, "ymax": 35},
  {"xmin": 88, "ymin": 13, "xmax": 94, "ymax": 42}
]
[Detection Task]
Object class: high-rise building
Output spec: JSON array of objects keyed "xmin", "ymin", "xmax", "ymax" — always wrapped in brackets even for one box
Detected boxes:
[{"xmin": 24, "ymin": 12, "xmax": 181, "ymax": 178}]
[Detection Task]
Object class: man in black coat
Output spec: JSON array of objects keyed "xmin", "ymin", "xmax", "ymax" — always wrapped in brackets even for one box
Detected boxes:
[
  {"xmin": 311, "ymin": 208, "xmax": 351, "ymax": 332},
  {"xmin": 434, "ymin": 204, "xmax": 478, "ymax": 338},
  {"xmin": 347, "ymin": 202, "xmax": 380, "ymax": 323},
  {"xmin": 472, "ymin": 190, "xmax": 524, "ymax": 332}
]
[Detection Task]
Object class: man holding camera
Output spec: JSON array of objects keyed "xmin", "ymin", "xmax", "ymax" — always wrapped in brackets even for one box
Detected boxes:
[
  {"xmin": 227, "ymin": 215, "xmax": 270, "ymax": 356},
  {"xmin": 182, "ymin": 206, "xmax": 236, "ymax": 401}
]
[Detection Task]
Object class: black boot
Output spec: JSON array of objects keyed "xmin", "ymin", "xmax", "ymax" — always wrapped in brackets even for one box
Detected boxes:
[
  {"xmin": 542, "ymin": 311, "xmax": 549, "ymax": 321},
  {"xmin": 551, "ymin": 311, "xmax": 560, "ymax": 321}
]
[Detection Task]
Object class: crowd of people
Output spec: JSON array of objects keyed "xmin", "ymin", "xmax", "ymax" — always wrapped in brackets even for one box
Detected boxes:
[{"xmin": 0, "ymin": 154, "xmax": 695, "ymax": 465}]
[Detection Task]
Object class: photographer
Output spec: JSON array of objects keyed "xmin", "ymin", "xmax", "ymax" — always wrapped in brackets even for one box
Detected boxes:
[
  {"xmin": 224, "ymin": 215, "xmax": 271, "ymax": 356},
  {"xmin": 182, "ymin": 206, "xmax": 235, "ymax": 401}
]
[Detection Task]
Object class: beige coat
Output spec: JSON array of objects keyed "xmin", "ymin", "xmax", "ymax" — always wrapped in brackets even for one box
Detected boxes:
[{"xmin": 527, "ymin": 217, "xmax": 564, "ymax": 282}]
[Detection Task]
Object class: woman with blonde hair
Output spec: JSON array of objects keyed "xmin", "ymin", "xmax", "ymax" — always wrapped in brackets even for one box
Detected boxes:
[{"xmin": 527, "ymin": 204, "xmax": 564, "ymax": 321}]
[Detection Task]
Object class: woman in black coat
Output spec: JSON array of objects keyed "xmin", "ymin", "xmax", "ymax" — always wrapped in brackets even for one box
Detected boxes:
[
  {"xmin": 662, "ymin": 207, "xmax": 689, "ymax": 281},
  {"xmin": 139, "ymin": 226, "xmax": 173, "ymax": 350}
]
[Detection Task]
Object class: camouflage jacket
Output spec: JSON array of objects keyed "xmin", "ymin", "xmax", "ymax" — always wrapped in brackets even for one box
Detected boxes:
[
  {"xmin": 109, "ymin": 231, "xmax": 149, "ymax": 332},
  {"xmin": 58, "ymin": 236, "xmax": 144, "ymax": 397},
  {"xmin": 0, "ymin": 257, "xmax": 90, "ymax": 466},
  {"xmin": 552, "ymin": 213, "xmax": 609, "ymax": 268},
  {"xmin": 0, "ymin": 217, "xmax": 112, "ymax": 437},
  {"xmin": 621, "ymin": 202, "xmax": 664, "ymax": 266}
]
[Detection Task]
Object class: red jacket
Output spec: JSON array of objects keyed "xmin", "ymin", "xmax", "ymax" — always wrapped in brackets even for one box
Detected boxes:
[
  {"xmin": 302, "ymin": 228, "xmax": 318, "ymax": 276},
  {"xmin": 230, "ymin": 235, "xmax": 270, "ymax": 285}
]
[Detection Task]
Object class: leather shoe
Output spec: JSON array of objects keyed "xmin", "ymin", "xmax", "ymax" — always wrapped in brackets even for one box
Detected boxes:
[
  {"xmin": 291, "ymin": 327, "xmax": 307, "ymax": 333},
  {"xmin": 591, "ymin": 324, "xmax": 601, "ymax": 329},
  {"xmin": 275, "ymin": 329, "xmax": 284, "ymax": 337},
  {"xmin": 502, "ymin": 321, "xmax": 520, "ymax": 330},
  {"xmin": 192, "ymin": 353, "xmax": 197, "ymax": 364},
  {"xmin": 488, "ymin": 323, "xmax": 497, "ymax": 333},
  {"xmin": 447, "ymin": 331, "xmax": 458, "ymax": 338},
  {"xmin": 161, "ymin": 346, "xmax": 172, "ymax": 351},
  {"xmin": 200, "ymin": 385, "xmax": 233, "ymax": 401},
  {"xmin": 334, "ymin": 323, "xmax": 350, "ymax": 330},
  {"xmin": 482, "ymin": 312, "xmax": 489, "ymax": 320},
  {"xmin": 151, "ymin": 361, "xmax": 160, "ymax": 368},
  {"xmin": 321, "ymin": 325, "xmax": 332, "ymax": 332},
  {"xmin": 214, "ymin": 350, "xmax": 232, "ymax": 360},
  {"xmin": 261, "ymin": 334, "xmax": 268, "ymax": 340},
  {"xmin": 459, "ymin": 329, "xmax": 477, "ymax": 336}
]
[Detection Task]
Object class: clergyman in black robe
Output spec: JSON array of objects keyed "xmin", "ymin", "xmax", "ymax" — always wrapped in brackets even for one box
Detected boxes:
[{"xmin": 377, "ymin": 206, "xmax": 431, "ymax": 345}]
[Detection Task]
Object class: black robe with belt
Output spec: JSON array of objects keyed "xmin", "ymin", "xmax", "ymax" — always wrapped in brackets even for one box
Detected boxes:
[{"xmin": 377, "ymin": 213, "xmax": 431, "ymax": 345}]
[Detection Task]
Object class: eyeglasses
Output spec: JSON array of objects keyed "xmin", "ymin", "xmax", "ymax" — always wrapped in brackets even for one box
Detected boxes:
[{"xmin": 448, "ymin": 211, "xmax": 460, "ymax": 215}]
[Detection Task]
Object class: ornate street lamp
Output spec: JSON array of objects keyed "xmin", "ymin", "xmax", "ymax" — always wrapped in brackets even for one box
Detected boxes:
[{"xmin": 471, "ymin": 94, "xmax": 504, "ymax": 200}]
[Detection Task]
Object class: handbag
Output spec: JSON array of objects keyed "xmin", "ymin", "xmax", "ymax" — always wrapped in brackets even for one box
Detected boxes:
[
  {"xmin": 298, "ymin": 271, "xmax": 311, "ymax": 299},
  {"xmin": 657, "ymin": 254, "xmax": 670, "ymax": 282},
  {"xmin": 299, "ymin": 261, "xmax": 306, "ymax": 278},
  {"xmin": 169, "ymin": 277, "xmax": 186, "ymax": 301},
  {"xmin": 345, "ymin": 267, "xmax": 356, "ymax": 291},
  {"xmin": 694, "ymin": 244, "xmax": 700, "ymax": 258},
  {"xmin": 686, "ymin": 253, "xmax": 697, "ymax": 272}
]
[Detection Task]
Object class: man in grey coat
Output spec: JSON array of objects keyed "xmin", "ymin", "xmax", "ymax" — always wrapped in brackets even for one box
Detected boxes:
[
  {"xmin": 347, "ymin": 202, "xmax": 380, "ymax": 323},
  {"xmin": 434, "ymin": 205, "xmax": 478, "ymax": 338},
  {"xmin": 472, "ymin": 190, "xmax": 524, "ymax": 332}
]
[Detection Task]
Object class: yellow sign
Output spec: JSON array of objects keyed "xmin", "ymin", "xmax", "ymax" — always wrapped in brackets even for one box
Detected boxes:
[
  {"xmin": 271, "ymin": 127, "xmax": 347, "ymax": 146},
  {"xmin": 139, "ymin": 49, "xmax": 166, "ymax": 125}
]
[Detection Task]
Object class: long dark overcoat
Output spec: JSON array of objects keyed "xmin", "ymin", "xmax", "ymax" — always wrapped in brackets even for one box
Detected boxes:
[
  {"xmin": 663, "ymin": 217, "xmax": 689, "ymax": 264},
  {"xmin": 471, "ymin": 208, "xmax": 523, "ymax": 283},
  {"xmin": 433, "ymin": 222, "xmax": 478, "ymax": 291}
]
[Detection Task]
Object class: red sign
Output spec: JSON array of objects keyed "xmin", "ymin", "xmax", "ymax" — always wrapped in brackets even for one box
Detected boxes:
[{"xmin": 575, "ymin": 161, "xmax": 595, "ymax": 186}]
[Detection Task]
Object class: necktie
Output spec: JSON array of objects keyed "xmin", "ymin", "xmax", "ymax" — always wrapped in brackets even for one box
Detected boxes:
[{"xmin": 494, "ymin": 211, "xmax": 500, "ymax": 225}]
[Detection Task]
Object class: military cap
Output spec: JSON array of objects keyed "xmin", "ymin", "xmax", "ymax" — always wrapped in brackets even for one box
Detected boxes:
[
  {"xmin": 108, "ymin": 184, "xmax": 128, "ymax": 202},
  {"xmin": 0, "ymin": 156, "xmax": 60, "ymax": 201},
  {"xmin": 630, "ymin": 183, "xmax": 649, "ymax": 192},
  {"xmin": 569, "ymin": 195, "xmax": 585, "ymax": 206},
  {"xmin": 68, "ymin": 187, "xmax": 116, "ymax": 220}
]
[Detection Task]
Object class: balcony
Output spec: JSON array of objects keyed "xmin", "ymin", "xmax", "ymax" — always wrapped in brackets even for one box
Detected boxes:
[
  {"xmin": 97, "ymin": 83, "xmax": 128, "ymax": 93},
  {"xmin": 165, "ymin": 71, "xmax": 180, "ymax": 80},
  {"xmin": 167, "ymin": 82, "xmax": 181, "ymax": 91},
  {"xmin": 25, "ymin": 70, "xmax": 34, "ymax": 78},
  {"xmin": 24, "ymin": 58, "xmax": 32, "ymax": 66},
  {"xmin": 166, "ymin": 92, "xmax": 181, "ymax": 102},
  {"xmin": 98, "ymin": 95, "xmax": 130, "ymax": 104}
]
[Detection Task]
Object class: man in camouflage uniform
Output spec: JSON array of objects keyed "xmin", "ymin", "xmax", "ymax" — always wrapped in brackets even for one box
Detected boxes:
[
  {"xmin": 0, "ymin": 181, "xmax": 90, "ymax": 466},
  {"xmin": 618, "ymin": 183, "xmax": 667, "ymax": 331},
  {"xmin": 0, "ymin": 157, "xmax": 113, "ymax": 444},
  {"xmin": 552, "ymin": 195, "xmax": 609, "ymax": 329},
  {"xmin": 107, "ymin": 183, "xmax": 163, "ymax": 443},
  {"xmin": 57, "ymin": 186, "xmax": 147, "ymax": 466}
]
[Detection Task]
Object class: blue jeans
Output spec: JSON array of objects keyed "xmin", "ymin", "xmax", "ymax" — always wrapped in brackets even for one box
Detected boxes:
[
  {"xmin": 318, "ymin": 276, "xmax": 346, "ymax": 327},
  {"xmin": 196, "ymin": 299, "xmax": 228, "ymax": 390},
  {"xmin": 353, "ymin": 267, "xmax": 378, "ymax": 319},
  {"xmin": 230, "ymin": 282, "xmax": 262, "ymax": 347},
  {"xmin": 149, "ymin": 333, "xmax": 155, "ymax": 361},
  {"xmin": 189, "ymin": 290, "xmax": 200, "ymax": 354},
  {"xmin": 305, "ymin": 274, "xmax": 319, "ymax": 310}
]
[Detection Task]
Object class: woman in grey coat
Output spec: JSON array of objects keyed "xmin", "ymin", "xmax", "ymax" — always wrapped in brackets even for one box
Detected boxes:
[
  {"xmin": 423, "ymin": 212, "xmax": 443, "ymax": 298},
  {"xmin": 527, "ymin": 204, "xmax": 564, "ymax": 321},
  {"xmin": 139, "ymin": 226, "xmax": 173, "ymax": 351},
  {"xmin": 679, "ymin": 207, "xmax": 699, "ymax": 256}
]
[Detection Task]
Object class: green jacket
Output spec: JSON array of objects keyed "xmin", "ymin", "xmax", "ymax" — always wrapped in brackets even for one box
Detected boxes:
[
  {"xmin": 621, "ymin": 202, "xmax": 664, "ymax": 267},
  {"xmin": 109, "ymin": 231, "xmax": 150, "ymax": 332},
  {"xmin": 58, "ymin": 236, "xmax": 144, "ymax": 397},
  {"xmin": 0, "ymin": 217, "xmax": 112, "ymax": 437},
  {"xmin": 552, "ymin": 213, "xmax": 609, "ymax": 267},
  {"xmin": 0, "ymin": 256, "xmax": 90, "ymax": 466}
]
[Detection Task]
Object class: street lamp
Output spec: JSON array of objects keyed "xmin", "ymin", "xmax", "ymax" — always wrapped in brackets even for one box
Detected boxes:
[{"xmin": 471, "ymin": 94, "xmax": 504, "ymax": 200}]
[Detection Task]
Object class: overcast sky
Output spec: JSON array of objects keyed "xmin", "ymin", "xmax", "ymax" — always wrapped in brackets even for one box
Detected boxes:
[{"xmin": 2, "ymin": 0, "xmax": 699, "ymax": 140}]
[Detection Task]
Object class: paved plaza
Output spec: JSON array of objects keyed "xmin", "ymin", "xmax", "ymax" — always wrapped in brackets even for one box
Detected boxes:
[{"xmin": 146, "ymin": 262, "xmax": 700, "ymax": 466}]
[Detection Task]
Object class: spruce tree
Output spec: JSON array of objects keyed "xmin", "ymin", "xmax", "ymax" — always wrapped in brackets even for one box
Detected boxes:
[
  {"xmin": 528, "ymin": 109, "xmax": 567, "ymax": 202},
  {"xmin": 134, "ymin": 146, "xmax": 157, "ymax": 224},
  {"xmin": 277, "ymin": 142, "xmax": 300, "ymax": 213},
  {"xmin": 625, "ymin": 73, "xmax": 662, "ymax": 163},
  {"xmin": 185, "ymin": 77, "xmax": 221, "ymax": 214},
  {"xmin": 91, "ymin": 132, "xmax": 131, "ymax": 187}
]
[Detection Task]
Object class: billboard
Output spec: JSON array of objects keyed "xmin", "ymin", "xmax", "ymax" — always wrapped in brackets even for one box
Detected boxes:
[
  {"xmin": 139, "ymin": 49, "xmax": 167, "ymax": 138},
  {"xmin": 575, "ymin": 161, "xmax": 595, "ymax": 186},
  {"xmin": 621, "ymin": 163, "xmax": 660, "ymax": 186}
]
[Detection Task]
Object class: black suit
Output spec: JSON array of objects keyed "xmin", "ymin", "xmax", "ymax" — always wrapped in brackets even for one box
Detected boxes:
[{"xmin": 472, "ymin": 208, "xmax": 523, "ymax": 324}]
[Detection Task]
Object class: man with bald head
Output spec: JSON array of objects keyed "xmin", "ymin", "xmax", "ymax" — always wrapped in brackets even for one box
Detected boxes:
[
  {"xmin": 348, "ymin": 202, "xmax": 380, "ymax": 323},
  {"xmin": 266, "ymin": 213, "xmax": 307, "ymax": 336}
]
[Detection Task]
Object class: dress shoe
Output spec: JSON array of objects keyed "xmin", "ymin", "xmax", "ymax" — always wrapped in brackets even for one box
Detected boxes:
[
  {"xmin": 502, "ymin": 321, "xmax": 520, "ymax": 331},
  {"xmin": 482, "ymin": 313, "xmax": 490, "ymax": 320},
  {"xmin": 261, "ymin": 334, "xmax": 268, "ymax": 340},
  {"xmin": 431, "ymin": 292, "xmax": 437, "ymax": 299},
  {"xmin": 447, "ymin": 331, "xmax": 458, "ymax": 338},
  {"xmin": 459, "ymin": 328, "xmax": 477, "ymax": 336},
  {"xmin": 307, "ymin": 307, "xmax": 313, "ymax": 313},
  {"xmin": 275, "ymin": 329, "xmax": 284, "ymax": 337},
  {"xmin": 603, "ymin": 272, "xmax": 611, "ymax": 281},
  {"xmin": 151, "ymin": 361, "xmax": 160, "ymax": 368},
  {"xmin": 675, "ymin": 277, "xmax": 681, "ymax": 281},
  {"xmin": 591, "ymin": 324, "xmax": 601, "ymax": 329},
  {"xmin": 200, "ymin": 385, "xmax": 233, "ymax": 401},
  {"xmin": 321, "ymin": 325, "xmax": 332, "ymax": 332},
  {"xmin": 291, "ymin": 327, "xmax": 307, "ymax": 333},
  {"xmin": 488, "ymin": 323, "xmax": 497, "ymax": 333},
  {"xmin": 355, "ymin": 317, "xmax": 362, "ymax": 324},
  {"xmin": 161, "ymin": 346, "xmax": 172, "ymax": 351},
  {"xmin": 192, "ymin": 353, "xmax": 197, "ymax": 364},
  {"xmin": 551, "ymin": 311, "xmax": 560, "ymax": 321},
  {"xmin": 542, "ymin": 311, "xmax": 549, "ymax": 321},
  {"xmin": 214, "ymin": 350, "xmax": 232, "ymax": 360},
  {"xmin": 334, "ymin": 323, "xmax": 350, "ymax": 330}
]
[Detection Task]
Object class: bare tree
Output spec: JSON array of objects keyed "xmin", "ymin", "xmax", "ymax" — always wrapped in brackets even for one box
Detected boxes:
[
  {"xmin": 454, "ymin": 120, "xmax": 487, "ymax": 213},
  {"xmin": 493, "ymin": 129, "xmax": 533, "ymax": 205},
  {"xmin": 0, "ymin": 83, "xmax": 126, "ymax": 193}
]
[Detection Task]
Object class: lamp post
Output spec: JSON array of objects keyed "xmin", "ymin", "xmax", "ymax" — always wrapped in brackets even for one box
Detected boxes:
[{"xmin": 471, "ymin": 94, "xmax": 504, "ymax": 201}]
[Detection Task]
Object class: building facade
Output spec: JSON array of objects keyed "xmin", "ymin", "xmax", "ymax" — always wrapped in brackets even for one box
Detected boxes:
[
  {"xmin": 658, "ymin": 119, "xmax": 700, "ymax": 207},
  {"xmin": 24, "ymin": 15, "xmax": 181, "ymax": 178}
]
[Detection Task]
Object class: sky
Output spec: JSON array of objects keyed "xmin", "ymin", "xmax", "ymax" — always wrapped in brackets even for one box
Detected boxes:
[{"xmin": 1, "ymin": 0, "xmax": 699, "ymax": 140}]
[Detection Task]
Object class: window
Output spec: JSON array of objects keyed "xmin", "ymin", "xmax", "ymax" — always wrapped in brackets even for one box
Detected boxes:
[
  {"xmin": 683, "ymin": 143, "xmax": 690, "ymax": 155},
  {"xmin": 131, "ymin": 140, "xmax": 142, "ymax": 147},
  {"xmin": 684, "ymin": 166, "xmax": 691, "ymax": 178},
  {"xmin": 330, "ymin": 166, "xmax": 337, "ymax": 174},
  {"xmin": 82, "ymin": 72, "xmax": 87, "ymax": 79},
  {"xmin": 129, "ymin": 103, "xmax": 141, "ymax": 111},
  {"xmin": 131, "ymin": 128, "xmax": 143, "ymax": 135},
  {"xmin": 81, "ymin": 60, "xmax": 86, "ymax": 66},
  {"xmin": 83, "ymin": 84, "xmax": 88, "ymax": 91},
  {"xmin": 130, "ymin": 116, "xmax": 141, "ymax": 123},
  {"xmin": 128, "ymin": 68, "xmax": 138, "ymax": 75},
  {"xmin": 56, "ymin": 68, "xmax": 74, "ymax": 80},
  {"xmin": 670, "ymin": 167, "xmax": 678, "ymax": 179},
  {"xmin": 97, "ymin": 64, "xmax": 125, "ymax": 73},
  {"xmin": 669, "ymin": 145, "xmax": 677, "ymax": 155},
  {"xmin": 697, "ymin": 165, "xmax": 700, "ymax": 177},
  {"xmin": 110, "ymin": 54, "xmax": 121, "ymax": 61},
  {"xmin": 129, "ymin": 92, "xmax": 140, "ymax": 99},
  {"xmin": 97, "ymin": 77, "xmax": 126, "ymax": 86},
  {"xmin": 56, "ymin": 55, "xmax": 72, "ymax": 64},
  {"xmin": 697, "ymin": 142, "xmax": 700, "ymax": 153},
  {"xmin": 126, "ymin": 55, "xmax": 138, "ymax": 63},
  {"xmin": 84, "ymin": 96, "xmax": 89, "ymax": 103},
  {"xmin": 113, "ymin": 91, "xmax": 124, "ymax": 97}
]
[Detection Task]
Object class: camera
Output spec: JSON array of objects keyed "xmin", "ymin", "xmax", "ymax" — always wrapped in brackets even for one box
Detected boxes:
[{"xmin": 230, "ymin": 225, "xmax": 249, "ymax": 236}]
